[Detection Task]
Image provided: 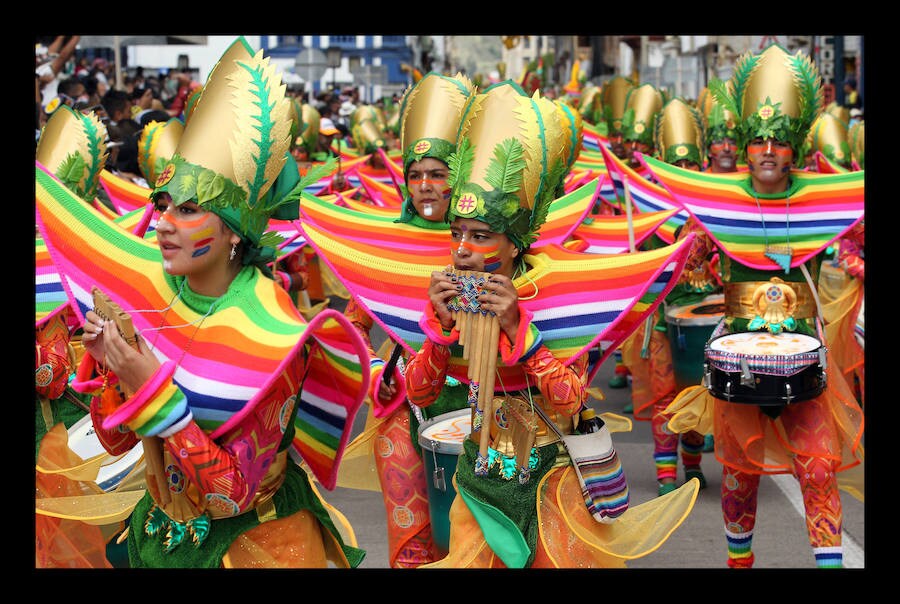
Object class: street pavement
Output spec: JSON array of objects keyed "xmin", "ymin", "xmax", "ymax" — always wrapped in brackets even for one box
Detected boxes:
[{"xmin": 318, "ymin": 306, "xmax": 865, "ymax": 570}]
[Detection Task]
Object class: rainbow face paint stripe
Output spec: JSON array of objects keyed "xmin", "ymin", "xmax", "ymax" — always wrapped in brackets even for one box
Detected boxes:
[
  {"xmin": 158, "ymin": 211, "xmax": 216, "ymax": 257},
  {"xmin": 453, "ymin": 240, "xmax": 501, "ymax": 272}
]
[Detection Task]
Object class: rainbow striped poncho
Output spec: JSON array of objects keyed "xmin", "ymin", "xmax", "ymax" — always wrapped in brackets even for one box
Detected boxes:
[
  {"xmin": 35, "ymin": 161, "xmax": 371, "ymax": 490},
  {"xmin": 298, "ymin": 191, "xmax": 695, "ymax": 389},
  {"xmin": 641, "ymin": 155, "xmax": 865, "ymax": 272}
]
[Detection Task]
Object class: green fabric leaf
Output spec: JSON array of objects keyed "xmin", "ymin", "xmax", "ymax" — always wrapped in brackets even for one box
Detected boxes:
[
  {"xmin": 484, "ymin": 138, "xmax": 525, "ymax": 194},
  {"xmin": 196, "ymin": 169, "xmax": 226, "ymax": 204},
  {"xmin": 447, "ymin": 138, "xmax": 474, "ymax": 190}
]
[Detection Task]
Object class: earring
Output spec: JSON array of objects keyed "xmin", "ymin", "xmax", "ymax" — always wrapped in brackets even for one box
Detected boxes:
[{"xmin": 229, "ymin": 243, "xmax": 237, "ymax": 261}]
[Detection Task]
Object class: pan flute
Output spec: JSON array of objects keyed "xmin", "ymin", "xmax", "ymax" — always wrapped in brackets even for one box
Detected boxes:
[
  {"xmin": 446, "ymin": 269, "xmax": 501, "ymax": 476},
  {"xmin": 92, "ymin": 287, "xmax": 171, "ymax": 506}
]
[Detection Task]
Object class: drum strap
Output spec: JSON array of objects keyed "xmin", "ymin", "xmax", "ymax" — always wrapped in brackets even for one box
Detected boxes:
[{"xmin": 799, "ymin": 263, "xmax": 826, "ymax": 329}]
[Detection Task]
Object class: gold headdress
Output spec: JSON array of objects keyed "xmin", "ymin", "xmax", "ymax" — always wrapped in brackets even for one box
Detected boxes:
[
  {"xmin": 396, "ymin": 71, "xmax": 476, "ymax": 224},
  {"xmin": 824, "ymin": 101, "xmax": 850, "ymax": 126},
  {"xmin": 708, "ymin": 44, "xmax": 823, "ymax": 163},
  {"xmin": 621, "ymin": 83, "xmax": 664, "ymax": 147},
  {"xmin": 137, "ymin": 117, "xmax": 184, "ymax": 185},
  {"xmin": 35, "ymin": 105, "xmax": 109, "ymax": 201},
  {"xmin": 809, "ymin": 111, "xmax": 852, "ymax": 169},
  {"xmin": 399, "ymin": 71, "xmax": 476, "ymax": 174},
  {"xmin": 447, "ymin": 80, "xmax": 568, "ymax": 250},
  {"xmin": 654, "ymin": 97, "xmax": 705, "ymax": 167},
  {"xmin": 578, "ymin": 83, "xmax": 603, "ymax": 126},
  {"xmin": 601, "ymin": 76, "xmax": 635, "ymax": 134},
  {"xmin": 350, "ymin": 105, "xmax": 388, "ymax": 154}
]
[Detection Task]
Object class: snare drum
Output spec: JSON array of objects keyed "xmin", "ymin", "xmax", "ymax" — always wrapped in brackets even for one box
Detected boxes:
[
  {"xmin": 417, "ymin": 408, "xmax": 471, "ymax": 556},
  {"xmin": 704, "ymin": 331, "xmax": 826, "ymax": 405},
  {"xmin": 67, "ymin": 415, "xmax": 144, "ymax": 492},
  {"xmin": 666, "ymin": 294, "xmax": 725, "ymax": 391}
]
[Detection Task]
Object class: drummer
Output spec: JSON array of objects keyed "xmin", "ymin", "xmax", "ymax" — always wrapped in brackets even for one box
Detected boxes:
[
  {"xmin": 402, "ymin": 81, "xmax": 699, "ymax": 568},
  {"xmin": 647, "ymin": 44, "xmax": 865, "ymax": 569},
  {"xmin": 624, "ymin": 97, "xmax": 720, "ymax": 496}
]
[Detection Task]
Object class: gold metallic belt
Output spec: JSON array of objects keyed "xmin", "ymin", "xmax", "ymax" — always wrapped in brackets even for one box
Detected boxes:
[{"xmin": 724, "ymin": 280, "xmax": 817, "ymax": 320}]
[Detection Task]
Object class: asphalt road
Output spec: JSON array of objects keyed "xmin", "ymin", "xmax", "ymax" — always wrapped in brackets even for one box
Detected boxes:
[{"xmin": 318, "ymin": 301, "xmax": 865, "ymax": 571}]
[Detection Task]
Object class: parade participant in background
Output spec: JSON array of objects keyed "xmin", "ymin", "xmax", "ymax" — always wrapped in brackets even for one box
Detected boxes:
[
  {"xmin": 612, "ymin": 82, "xmax": 666, "ymax": 407},
  {"xmin": 35, "ymin": 37, "xmax": 371, "ymax": 569},
  {"xmin": 602, "ymin": 75, "xmax": 636, "ymax": 163},
  {"xmin": 333, "ymin": 71, "xmax": 477, "ymax": 568},
  {"xmin": 697, "ymin": 85, "xmax": 741, "ymax": 173},
  {"xmin": 649, "ymin": 44, "xmax": 865, "ymax": 569},
  {"xmin": 397, "ymin": 80, "xmax": 699, "ymax": 568},
  {"xmin": 622, "ymin": 97, "xmax": 718, "ymax": 496}
]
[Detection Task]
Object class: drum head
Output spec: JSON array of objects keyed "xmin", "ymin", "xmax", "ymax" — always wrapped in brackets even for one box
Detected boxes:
[
  {"xmin": 417, "ymin": 408, "xmax": 471, "ymax": 455},
  {"xmin": 666, "ymin": 294, "xmax": 725, "ymax": 326},
  {"xmin": 708, "ymin": 331, "xmax": 822, "ymax": 356},
  {"xmin": 66, "ymin": 415, "xmax": 144, "ymax": 492}
]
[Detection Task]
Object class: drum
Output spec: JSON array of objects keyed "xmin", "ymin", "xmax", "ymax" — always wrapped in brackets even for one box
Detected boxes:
[
  {"xmin": 67, "ymin": 415, "xmax": 144, "ymax": 492},
  {"xmin": 666, "ymin": 294, "xmax": 725, "ymax": 391},
  {"xmin": 704, "ymin": 331, "xmax": 826, "ymax": 405},
  {"xmin": 417, "ymin": 408, "xmax": 471, "ymax": 556}
]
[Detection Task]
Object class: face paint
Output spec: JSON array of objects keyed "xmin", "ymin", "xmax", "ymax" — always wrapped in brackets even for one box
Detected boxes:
[
  {"xmin": 746, "ymin": 142, "xmax": 793, "ymax": 157},
  {"xmin": 159, "ymin": 210, "xmax": 217, "ymax": 258},
  {"xmin": 190, "ymin": 225, "xmax": 216, "ymax": 258},
  {"xmin": 455, "ymin": 240, "xmax": 501, "ymax": 271}
]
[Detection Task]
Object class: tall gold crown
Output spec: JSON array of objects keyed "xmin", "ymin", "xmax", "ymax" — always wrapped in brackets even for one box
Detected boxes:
[
  {"xmin": 601, "ymin": 76, "xmax": 635, "ymax": 133},
  {"xmin": 809, "ymin": 111, "xmax": 851, "ymax": 168},
  {"xmin": 398, "ymin": 71, "xmax": 476, "ymax": 173},
  {"xmin": 654, "ymin": 97, "xmax": 705, "ymax": 166},
  {"xmin": 447, "ymin": 81, "xmax": 568, "ymax": 249},
  {"xmin": 137, "ymin": 117, "xmax": 184, "ymax": 185}
]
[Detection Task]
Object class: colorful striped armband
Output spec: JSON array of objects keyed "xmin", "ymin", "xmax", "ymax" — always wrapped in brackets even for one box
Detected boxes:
[{"xmin": 101, "ymin": 361, "xmax": 189, "ymax": 437}]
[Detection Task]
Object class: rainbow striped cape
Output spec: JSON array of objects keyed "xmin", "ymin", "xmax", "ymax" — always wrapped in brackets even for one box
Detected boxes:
[
  {"xmin": 298, "ymin": 191, "xmax": 694, "ymax": 390},
  {"xmin": 356, "ymin": 170, "xmax": 403, "ymax": 207},
  {"xmin": 98, "ymin": 169, "xmax": 153, "ymax": 216},
  {"xmin": 572, "ymin": 208, "xmax": 680, "ymax": 254},
  {"xmin": 641, "ymin": 154, "xmax": 865, "ymax": 272},
  {"xmin": 37, "ymin": 204, "xmax": 155, "ymax": 328},
  {"xmin": 35, "ymin": 161, "xmax": 370, "ymax": 490},
  {"xmin": 581, "ymin": 121, "xmax": 609, "ymax": 152},
  {"xmin": 599, "ymin": 144, "xmax": 690, "ymax": 243}
]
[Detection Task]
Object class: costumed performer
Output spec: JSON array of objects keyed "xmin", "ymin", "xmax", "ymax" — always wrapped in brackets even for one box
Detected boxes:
[
  {"xmin": 35, "ymin": 36, "xmax": 371, "ymax": 569},
  {"xmin": 647, "ymin": 43, "xmax": 865, "ymax": 568},
  {"xmin": 399, "ymin": 80, "xmax": 700, "ymax": 568}
]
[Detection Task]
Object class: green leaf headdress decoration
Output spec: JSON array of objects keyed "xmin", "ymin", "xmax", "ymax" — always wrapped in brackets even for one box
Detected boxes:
[
  {"xmin": 708, "ymin": 43, "xmax": 823, "ymax": 166},
  {"xmin": 150, "ymin": 37, "xmax": 301, "ymax": 273},
  {"xmin": 654, "ymin": 97, "xmax": 705, "ymax": 167},
  {"xmin": 35, "ymin": 105, "xmax": 109, "ymax": 201},
  {"xmin": 446, "ymin": 80, "xmax": 568, "ymax": 251},
  {"xmin": 601, "ymin": 76, "xmax": 635, "ymax": 135},
  {"xmin": 396, "ymin": 72, "xmax": 476, "ymax": 224},
  {"xmin": 621, "ymin": 83, "xmax": 664, "ymax": 147},
  {"xmin": 697, "ymin": 84, "xmax": 737, "ymax": 147},
  {"xmin": 137, "ymin": 117, "xmax": 184, "ymax": 185}
]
